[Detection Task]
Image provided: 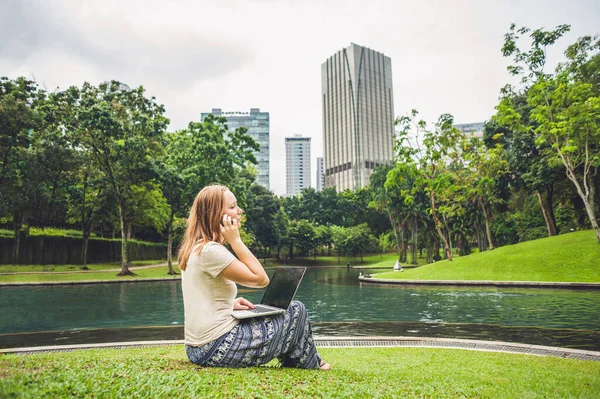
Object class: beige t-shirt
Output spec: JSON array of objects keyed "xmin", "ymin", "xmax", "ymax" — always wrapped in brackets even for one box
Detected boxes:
[{"xmin": 182, "ymin": 241, "xmax": 239, "ymax": 346}]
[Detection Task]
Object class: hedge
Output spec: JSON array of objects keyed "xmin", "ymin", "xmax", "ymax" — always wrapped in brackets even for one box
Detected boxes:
[{"xmin": 0, "ymin": 236, "xmax": 167, "ymax": 265}]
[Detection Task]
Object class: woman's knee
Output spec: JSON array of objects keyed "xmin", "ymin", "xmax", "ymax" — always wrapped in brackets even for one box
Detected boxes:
[
  {"xmin": 291, "ymin": 300, "xmax": 305, "ymax": 310},
  {"xmin": 289, "ymin": 300, "xmax": 308, "ymax": 317}
]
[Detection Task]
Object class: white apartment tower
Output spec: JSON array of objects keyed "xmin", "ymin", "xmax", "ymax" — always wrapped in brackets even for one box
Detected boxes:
[
  {"xmin": 455, "ymin": 122, "xmax": 485, "ymax": 139},
  {"xmin": 322, "ymin": 43, "xmax": 395, "ymax": 191},
  {"xmin": 200, "ymin": 108, "xmax": 270, "ymax": 189},
  {"xmin": 285, "ymin": 135, "xmax": 311, "ymax": 196}
]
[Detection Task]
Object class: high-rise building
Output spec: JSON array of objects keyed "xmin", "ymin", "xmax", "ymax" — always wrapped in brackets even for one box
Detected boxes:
[
  {"xmin": 316, "ymin": 157, "xmax": 324, "ymax": 192},
  {"xmin": 102, "ymin": 80, "xmax": 131, "ymax": 91},
  {"xmin": 322, "ymin": 43, "xmax": 395, "ymax": 191},
  {"xmin": 455, "ymin": 122, "xmax": 485, "ymax": 139},
  {"xmin": 285, "ymin": 135, "xmax": 311, "ymax": 196},
  {"xmin": 200, "ymin": 108, "xmax": 270, "ymax": 189}
]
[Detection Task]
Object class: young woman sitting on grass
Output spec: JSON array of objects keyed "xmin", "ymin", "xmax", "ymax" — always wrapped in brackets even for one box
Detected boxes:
[{"xmin": 178, "ymin": 184, "xmax": 330, "ymax": 370}]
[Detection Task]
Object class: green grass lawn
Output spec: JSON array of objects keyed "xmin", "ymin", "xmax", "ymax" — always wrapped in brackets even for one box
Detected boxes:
[
  {"xmin": 349, "ymin": 253, "xmax": 430, "ymax": 268},
  {"xmin": 375, "ymin": 230, "xmax": 600, "ymax": 283},
  {"xmin": 0, "ymin": 254, "xmax": 401, "ymax": 284},
  {"xmin": 0, "ymin": 265, "xmax": 178, "ymax": 283},
  {"xmin": 266, "ymin": 253, "xmax": 400, "ymax": 267},
  {"xmin": 4, "ymin": 230, "xmax": 599, "ymax": 284},
  {"xmin": 0, "ymin": 260, "xmax": 166, "ymax": 274},
  {"xmin": 0, "ymin": 255, "xmax": 394, "ymax": 274},
  {"xmin": 1, "ymin": 346, "xmax": 598, "ymax": 398}
]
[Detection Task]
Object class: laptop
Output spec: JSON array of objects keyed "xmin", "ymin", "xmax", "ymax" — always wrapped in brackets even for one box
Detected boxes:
[{"xmin": 232, "ymin": 266, "xmax": 307, "ymax": 319}]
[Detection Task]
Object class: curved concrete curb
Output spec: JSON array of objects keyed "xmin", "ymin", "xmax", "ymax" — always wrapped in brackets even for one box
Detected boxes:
[
  {"xmin": 314, "ymin": 336, "xmax": 600, "ymax": 362},
  {"xmin": 358, "ymin": 276, "xmax": 600, "ymax": 290},
  {"xmin": 2, "ymin": 336, "xmax": 599, "ymax": 362}
]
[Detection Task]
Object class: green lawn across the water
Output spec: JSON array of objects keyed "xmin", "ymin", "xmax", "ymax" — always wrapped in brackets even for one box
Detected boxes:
[
  {"xmin": 265, "ymin": 253, "xmax": 401, "ymax": 267},
  {"xmin": 375, "ymin": 230, "xmax": 600, "ymax": 283},
  {"xmin": 1, "ymin": 346, "xmax": 599, "ymax": 398},
  {"xmin": 0, "ymin": 254, "xmax": 400, "ymax": 284},
  {"xmin": 0, "ymin": 260, "xmax": 165, "ymax": 273},
  {"xmin": 2, "ymin": 230, "xmax": 599, "ymax": 284},
  {"xmin": 0, "ymin": 263, "xmax": 178, "ymax": 284}
]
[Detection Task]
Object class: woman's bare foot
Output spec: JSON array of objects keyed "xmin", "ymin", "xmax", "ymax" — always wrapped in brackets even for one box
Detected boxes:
[{"xmin": 319, "ymin": 360, "xmax": 331, "ymax": 370}]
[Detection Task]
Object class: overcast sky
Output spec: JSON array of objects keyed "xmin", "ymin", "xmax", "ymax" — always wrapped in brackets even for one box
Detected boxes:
[{"xmin": 2, "ymin": 0, "xmax": 599, "ymax": 195}]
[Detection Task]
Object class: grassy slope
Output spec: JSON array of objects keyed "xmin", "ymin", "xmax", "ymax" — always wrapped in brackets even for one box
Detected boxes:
[
  {"xmin": 375, "ymin": 230, "xmax": 600, "ymax": 282},
  {"xmin": 1, "ymin": 346, "xmax": 599, "ymax": 398}
]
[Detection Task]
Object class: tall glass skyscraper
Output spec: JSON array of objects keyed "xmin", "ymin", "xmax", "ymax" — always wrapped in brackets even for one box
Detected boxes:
[
  {"xmin": 321, "ymin": 43, "xmax": 395, "ymax": 191},
  {"xmin": 316, "ymin": 157, "xmax": 324, "ymax": 192},
  {"xmin": 285, "ymin": 135, "xmax": 311, "ymax": 197},
  {"xmin": 200, "ymin": 108, "xmax": 270, "ymax": 189}
]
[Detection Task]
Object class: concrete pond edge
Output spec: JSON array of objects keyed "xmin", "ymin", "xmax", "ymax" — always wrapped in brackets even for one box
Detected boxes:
[{"xmin": 2, "ymin": 336, "xmax": 599, "ymax": 362}]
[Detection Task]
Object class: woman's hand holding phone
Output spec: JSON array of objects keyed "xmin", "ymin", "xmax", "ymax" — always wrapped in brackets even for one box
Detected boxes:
[
  {"xmin": 219, "ymin": 214, "xmax": 269, "ymax": 288},
  {"xmin": 220, "ymin": 214, "xmax": 241, "ymax": 244}
]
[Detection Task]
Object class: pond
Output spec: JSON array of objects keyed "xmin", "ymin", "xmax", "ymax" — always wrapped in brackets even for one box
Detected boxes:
[{"xmin": 1, "ymin": 267, "xmax": 599, "ymax": 350}]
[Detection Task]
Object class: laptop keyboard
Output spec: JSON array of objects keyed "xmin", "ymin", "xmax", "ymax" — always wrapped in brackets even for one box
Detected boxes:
[{"xmin": 250, "ymin": 305, "xmax": 275, "ymax": 313}]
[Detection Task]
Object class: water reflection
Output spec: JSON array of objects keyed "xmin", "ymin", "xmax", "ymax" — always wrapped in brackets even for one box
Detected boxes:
[{"xmin": 1, "ymin": 267, "xmax": 599, "ymax": 349}]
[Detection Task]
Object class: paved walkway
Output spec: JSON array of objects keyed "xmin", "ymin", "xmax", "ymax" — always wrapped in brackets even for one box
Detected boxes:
[{"xmin": 3, "ymin": 336, "xmax": 599, "ymax": 362}]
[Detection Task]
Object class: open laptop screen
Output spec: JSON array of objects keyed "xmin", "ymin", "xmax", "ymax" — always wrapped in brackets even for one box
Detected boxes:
[{"xmin": 261, "ymin": 267, "xmax": 306, "ymax": 309}]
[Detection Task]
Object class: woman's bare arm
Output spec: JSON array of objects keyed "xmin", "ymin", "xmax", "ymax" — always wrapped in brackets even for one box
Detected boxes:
[{"xmin": 219, "ymin": 216, "xmax": 269, "ymax": 288}]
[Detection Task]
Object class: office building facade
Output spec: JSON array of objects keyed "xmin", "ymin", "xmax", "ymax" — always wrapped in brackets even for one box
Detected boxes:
[
  {"xmin": 285, "ymin": 135, "xmax": 311, "ymax": 196},
  {"xmin": 200, "ymin": 108, "xmax": 270, "ymax": 189},
  {"xmin": 316, "ymin": 157, "xmax": 324, "ymax": 192},
  {"xmin": 455, "ymin": 122, "xmax": 485, "ymax": 139},
  {"xmin": 321, "ymin": 43, "xmax": 395, "ymax": 191}
]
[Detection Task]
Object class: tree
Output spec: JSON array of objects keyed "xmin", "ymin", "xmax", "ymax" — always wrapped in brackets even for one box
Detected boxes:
[
  {"xmin": 228, "ymin": 166, "xmax": 258, "ymax": 213},
  {"xmin": 343, "ymin": 224, "xmax": 380, "ymax": 263},
  {"xmin": 0, "ymin": 77, "xmax": 46, "ymax": 258},
  {"xmin": 463, "ymin": 139, "xmax": 509, "ymax": 250},
  {"xmin": 159, "ymin": 116, "xmax": 258, "ymax": 274},
  {"xmin": 489, "ymin": 99, "xmax": 562, "ymax": 237},
  {"xmin": 395, "ymin": 111, "xmax": 465, "ymax": 260},
  {"xmin": 65, "ymin": 156, "xmax": 107, "ymax": 269},
  {"xmin": 76, "ymin": 81, "xmax": 169, "ymax": 275},
  {"xmin": 317, "ymin": 188, "xmax": 344, "ymax": 226},
  {"xmin": 288, "ymin": 219, "xmax": 316, "ymax": 257},
  {"xmin": 0, "ymin": 77, "xmax": 39, "ymax": 186},
  {"xmin": 124, "ymin": 183, "xmax": 169, "ymax": 239},
  {"xmin": 314, "ymin": 224, "xmax": 333, "ymax": 257},
  {"xmin": 384, "ymin": 162, "xmax": 427, "ymax": 264},
  {"xmin": 502, "ymin": 24, "xmax": 600, "ymax": 242},
  {"xmin": 281, "ymin": 187, "xmax": 348, "ymax": 228},
  {"xmin": 272, "ymin": 208, "xmax": 290, "ymax": 260},
  {"xmin": 369, "ymin": 165, "xmax": 402, "ymax": 259},
  {"xmin": 330, "ymin": 225, "xmax": 349, "ymax": 263},
  {"xmin": 245, "ymin": 184, "xmax": 282, "ymax": 259},
  {"xmin": 156, "ymin": 155, "xmax": 186, "ymax": 274},
  {"xmin": 42, "ymin": 86, "xmax": 105, "ymax": 268},
  {"xmin": 340, "ymin": 187, "xmax": 390, "ymax": 235}
]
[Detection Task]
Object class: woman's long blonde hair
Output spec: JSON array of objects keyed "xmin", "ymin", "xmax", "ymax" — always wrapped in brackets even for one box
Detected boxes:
[{"xmin": 177, "ymin": 184, "xmax": 229, "ymax": 271}]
